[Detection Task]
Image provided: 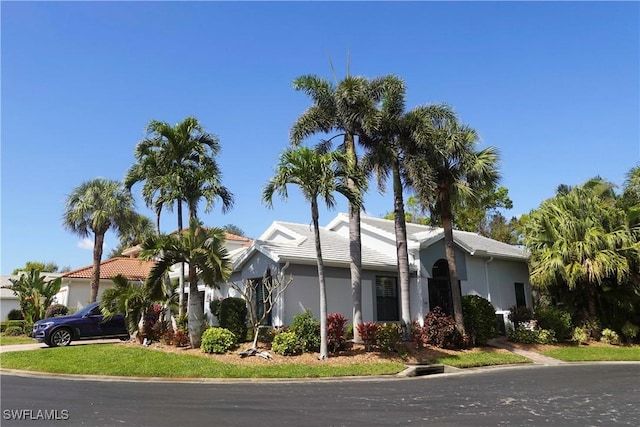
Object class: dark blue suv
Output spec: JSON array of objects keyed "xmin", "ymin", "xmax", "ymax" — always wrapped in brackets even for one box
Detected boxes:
[{"xmin": 33, "ymin": 302, "xmax": 129, "ymax": 347}]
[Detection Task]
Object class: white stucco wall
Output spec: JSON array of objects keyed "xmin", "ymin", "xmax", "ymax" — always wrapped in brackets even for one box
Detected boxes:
[
  {"xmin": 0, "ymin": 299, "xmax": 20, "ymax": 321},
  {"xmin": 58, "ymin": 279, "xmax": 115, "ymax": 310}
]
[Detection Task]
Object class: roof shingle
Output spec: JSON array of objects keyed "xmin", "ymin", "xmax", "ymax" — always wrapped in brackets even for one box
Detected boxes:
[{"xmin": 61, "ymin": 257, "xmax": 155, "ymax": 281}]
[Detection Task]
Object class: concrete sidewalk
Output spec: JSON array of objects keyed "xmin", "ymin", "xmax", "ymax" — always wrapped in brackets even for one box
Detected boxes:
[
  {"xmin": 0, "ymin": 339, "xmax": 122, "ymax": 354},
  {"xmin": 487, "ymin": 336, "xmax": 565, "ymax": 365}
]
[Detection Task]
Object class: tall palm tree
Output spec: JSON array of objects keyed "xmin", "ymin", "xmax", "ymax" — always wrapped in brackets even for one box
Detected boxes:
[
  {"xmin": 128, "ymin": 117, "xmax": 234, "ymax": 317},
  {"xmin": 405, "ymin": 112, "xmax": 501, "ymax": 334},
  {"xmin": 263, "ymin": 146, "xmax": 362, "ymax": 359},
  {"xmin": 524, "ymin": 187, "xmax": 640, "ymax": 321},
  {"xmin": 291, "ymin": 73, "xmax": 381, "ymax": 341},
  {"xmin": 139, "ymin": 218, "xmax": 232, "ymax": 348},
  {"xmin": 63, "ymin": 178, "xmax": 138, "ymax": 303}
]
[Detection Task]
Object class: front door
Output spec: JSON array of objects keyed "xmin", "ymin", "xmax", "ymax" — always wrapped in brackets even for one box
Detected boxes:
[{"xmin": 428, "ymin": 278, "xmax": 453, "ymax": 315}]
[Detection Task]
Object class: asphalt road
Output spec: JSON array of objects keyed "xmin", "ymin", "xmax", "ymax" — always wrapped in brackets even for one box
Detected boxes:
[{"xmin": 1, "ymin": 364, "xmax": 639, "ymax": 426}]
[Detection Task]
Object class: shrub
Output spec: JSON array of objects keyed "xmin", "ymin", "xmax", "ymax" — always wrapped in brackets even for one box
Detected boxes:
[
  {"xmin": 290, "ymin": 310, "xmax": 320, "ymax": 352},
  {"xmin": 7, "ymin": 320, "xmax": 25, "ymax": 332},
  {"xmin": 508, "ymin": 326, "xmax": 557, "ymax": 344},
  {"xmin": 424, "ymin": 307, "xmax": 460, "ymax": 349},
  {"xmin": 218, "ymin": 298, "xmax": 248, "ymax": 343},
  {"xmin": 377, "ymin": 323, "xmax": 402, "ymax": 352},
  {"xmin": 327, "ymin": 313, "xmax": 347, "ymax": 353},
  {"xmin": 209, "ymin": 298, "xmax": 223, "ymax": 319},
  {"xmin": 173, "ymin": 329, "xmax": 189, "ymax": 347},
  {"xmin": 580, "ymin": 317, "xmax": 602, "ymax": 341},
  {"xmin": 411, "ymin": 320, "xmax": 428, "ymax": 349},
  {"xmin": 461, "ymin": 295, "xmax": 497, "ymax": 346},
  {"xmin": 4, "ymin": 326, "xmax": 24, "ymax": 336},
  {"xmin": 271, "ymin": 331, "xmax": 302, "ymax": 356},
  {"xmin": 356, "ymin": 322, "xmax": 379, "ymax": 351},
  {"xmin": 344, "ymin": 323, "xmax": 354, "ymax": 341},
  {"xmin": 600, "ymin": 328, "xmax": 621, "ymax": 345},
  {"xmin": 200, "ymin": 327, "xmax": 236, "ymax": 354},
  {"xmin": 45, "ymin": 304, "xmax": 69, "ymax": 318},
  {"xmin": 7, "ymin": 309, "xmax": 24, "ymax": 321},
  {"xmin": 571, "ymin": 326, "xmax": 589, "ymax": 344},
  {"xmin": 507, "ymin": 305, "xmax": 533, "ymax": 326},
  {"xmin": 534, "ymin": 307, "xmax": 572, "ymax": 341},
  {"xmin": 621, "ymin": 322, "xmax": 639, "ymax": 343}
]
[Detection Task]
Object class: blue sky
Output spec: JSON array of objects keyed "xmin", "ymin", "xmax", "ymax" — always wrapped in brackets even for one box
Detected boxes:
[{"xmin": 1, "ymin": 1, "xmax": 638, "ymax": 275}]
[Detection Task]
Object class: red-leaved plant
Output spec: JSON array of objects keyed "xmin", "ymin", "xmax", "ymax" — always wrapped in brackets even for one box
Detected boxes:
[
  {"xmin": 327, "ymin": 313, "xmax": 348, "ymax": 353},
  {"xmin": 356, "ymin": 322, "xmax": 380, "ymax": 352}
]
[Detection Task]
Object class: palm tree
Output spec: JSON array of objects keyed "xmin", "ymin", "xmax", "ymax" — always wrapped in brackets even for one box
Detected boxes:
[
  {"xmin": 63, "ymin": 178, "xmax": 138, "ymax": 303},
  {"xmin": 263, "ymin": 146, "xmax": 362, "ymax": 359},
  {"xmin": 108, "ymin": 213, "xmax": 156, "ymax": 258},
  {"xmin": 7, "ymin": 270, "xmax": 62, "ymax": 323},
  {"xmin": 128, "ymin": 117, "xmax": 234, "ymax": 317},
  {"xmin": 291, "ymin": 73, "xmax": 381, "ymax": 341},
  {"xmin": 139, "ymin": 218, "xmax": 232, "ymax": 348},
  {"xmin": 524, "ymin": 187, "xmax": 640, "ymax": 321},
  {"xmin": 405, "ymin": 111, "xmax": 501, "ymax": 335}
]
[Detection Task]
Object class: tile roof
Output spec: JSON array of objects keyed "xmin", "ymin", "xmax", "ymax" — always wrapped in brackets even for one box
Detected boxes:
[{"xmin": 61, "ymin": 257, "xmax": 155, "ymax": 281}]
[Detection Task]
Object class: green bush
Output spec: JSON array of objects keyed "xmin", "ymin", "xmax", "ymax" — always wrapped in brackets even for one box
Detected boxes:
[
  {"xmin": 271, "ymin": 331, "xmax": 302, "ymax": 356},
  {"xmin": 571, "ymin": 326, "xmax": 589, "ymax": 344},
  {"xmin": 45, "ymin": 304, "xmax": 69, "ymax": 318},
  {"xmin": 290, "ymin": 310, "xmax": 320, "ymax": 352},
  {"xmin": 461, "ymin": 295, "xmax": 497, "ymax": 345},
  {"xmin": 7, "ymin": 309, "xmax": 24, "ymax": 321},
  {"xmin": 7, "ymin": 320, "xmax": 25, "ymax": 332},
  {"xmin": 377, "ymin": 323, "xmax": 402, "ymax": 352},
  {"xmin": 600, "ymin": 328, "xmax": 621, "ymax": 345},
  {"xmin": 508, "ymin": 326, "xmax": 556, "ymax": 344},
  {"xmin": 218, "ymin": 298, "xmax": 248, "ymax": 343},
  {"xmin": 209, "ymin": 298, "xmax": 223, "ymax": 318},
  {"xmin": 534, "ymin": 307, "xmax": 572, "ymax": 341},
  {"xmin": 507, "ymin": 305, "xmax": 533, "ymax": 326},
  {"xmin": 200, "ymin": 327, "xmax": 237, "ymax": 354},
  {"xmin": 621, "ymin": 322, "xmax": 639, "ymax": 343},
  {"xmin": 344, "ymin": 323, "xmax": 354, "ymax": 341},
  {"xmin": 4, "ymin": 326, "xmax": 24, "ymax": 336}
]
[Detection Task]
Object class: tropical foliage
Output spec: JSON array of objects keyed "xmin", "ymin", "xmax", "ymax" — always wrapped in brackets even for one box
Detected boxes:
[
  {"xmin": 140, "ymin": 218, "xmax": 232, "ymax": 348},
  {"xmin": 523, "ymin": 172, "xmax": 640, "ymax": 338},
  {"xmin": 263, "ymin": 146, "xmax": 362, "ymax": 359},
  {"xmin": 6, "ymin": 270, "xmax": 62, "ymax": 323},
  {"xmin": 63, "ymin": 178, "xmax": 138, "ymax": 303}
]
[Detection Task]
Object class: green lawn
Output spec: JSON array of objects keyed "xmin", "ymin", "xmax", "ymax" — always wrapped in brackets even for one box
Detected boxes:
[
  {"xmin": 0, "ymin": 344, "xmax": 530, "ymax": 378},
  {"xmin": 0, "ymin": 335, "xmax": 35, "ymax": 346},
  {"xmin": 541, "ymin": 345, "xmax": 640, "ymax": 362}
]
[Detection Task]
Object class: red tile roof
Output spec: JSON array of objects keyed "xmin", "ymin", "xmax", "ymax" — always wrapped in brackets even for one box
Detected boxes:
[
  {"xmin": 224, "ymin": 233, "xmax": 253, "ymax": 246},
  {"xmin": 62, "ymin": 257, "xmax": 155, "ymax": 281}
]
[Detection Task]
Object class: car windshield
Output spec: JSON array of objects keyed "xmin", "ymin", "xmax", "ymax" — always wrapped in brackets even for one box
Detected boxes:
[{"xmin": 75, "ymin": 303, "xmax": 100, "ymax": 317}]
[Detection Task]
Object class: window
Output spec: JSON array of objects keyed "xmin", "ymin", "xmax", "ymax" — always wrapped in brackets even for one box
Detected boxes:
[
  {"xmin": 376, "ymin": 276, "xmax": 399, "ymax": 321},
  {"xmin": 254, "ymin": 279, "xmax": 272, "ymax": 326},
  {"xmin": 514, "ymin": 282, "xmax": 526, "ymax": 307}
]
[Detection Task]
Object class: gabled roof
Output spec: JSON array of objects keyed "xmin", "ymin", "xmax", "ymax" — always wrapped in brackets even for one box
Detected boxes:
[
  {"xmin": 235, "ymin": 221, "xmax": 400, "ymax": 271},
  {"xmin": 61, "ymin": 257, "xmax": 155, "ymax": 281},
  {"xmin": 357, "ymin": 214, "xmax": 528, "ymax": 260},
  {"xmin": 121, "ymin": 232, "xmax": 253, "ymax": 258}
]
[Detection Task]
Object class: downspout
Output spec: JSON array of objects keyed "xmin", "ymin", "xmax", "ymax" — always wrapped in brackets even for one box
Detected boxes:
[{"xmin": 484, "ymin": 257, "xmax": 494, "ymax": 303}]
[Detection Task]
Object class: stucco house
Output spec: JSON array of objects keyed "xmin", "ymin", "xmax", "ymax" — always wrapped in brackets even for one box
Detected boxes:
[
  {"xmin": 212, "ymin": 213, "xmax": 531, "ymax": 333},
  {"xmin": 56, "ymin": 257, "xmax": 156, "ymax": 310},
  {"xmin": 0, "ymin": 276, "xmax": 21, "ymax": 321}
]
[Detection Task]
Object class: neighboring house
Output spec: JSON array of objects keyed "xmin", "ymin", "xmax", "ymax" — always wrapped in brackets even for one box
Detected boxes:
[
  {"xmin": 213, "ymin": 213, "xmax": 531, "ymax": 332},
  {"xmin": 0, "ymin": 276, "xmax": 21, "ymax": 321},
  {"xmin": 56, "ymin": 258, "xmax": 155, "ymax": 309},
  {"xmin": 1, "ymin": 273, "xmax": 63, "ymax": 321}
]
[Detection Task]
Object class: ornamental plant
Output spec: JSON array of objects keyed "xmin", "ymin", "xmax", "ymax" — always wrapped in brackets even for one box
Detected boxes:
[
  {"xmin": 423, "ymin": 307, "xmax": 460, "ymax": 349},
  {"xmin": 200, "ymin": 327, "xmax": 236, "ymax": 354},
  {"xmin": 290, "ymin": 309, "xmax": 320, "ymax": 352},
  {"xmin": 356, "ymin": 322, "xmax": 379, "ymax": 351},
  {"xmin": 327, "ymin": 313, "xmax": 347, "ymax": 353},
  {"xmin": 272, "ymin": 331, "xmax": 302, "ymax": 356}
]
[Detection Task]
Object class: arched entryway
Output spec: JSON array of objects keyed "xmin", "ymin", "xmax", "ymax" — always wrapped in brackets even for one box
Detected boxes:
[{"xmin": 428, "ymin": 259, "xmax": 453, "ymax": 315}]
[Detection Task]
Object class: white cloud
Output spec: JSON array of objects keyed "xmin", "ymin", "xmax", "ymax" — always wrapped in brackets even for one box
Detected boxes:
[{"xmin": 77, "ymin": 238, "xmax": 93, "ymax": 250}]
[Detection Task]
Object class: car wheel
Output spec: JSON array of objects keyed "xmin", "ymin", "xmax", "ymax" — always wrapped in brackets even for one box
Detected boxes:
[{"xmin": 49, "ymin": 328, "xmax": 72, "ymax": 347}]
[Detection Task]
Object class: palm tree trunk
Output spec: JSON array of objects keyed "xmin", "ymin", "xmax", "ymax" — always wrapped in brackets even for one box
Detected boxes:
[
  {"xmin": 177, "ymin": 201, "xmax": 186, "ymax": 318},
  {"xmin": 441, "ymin": 198, "xmax": 466, "ymax": 335},
  {"xmin": 187, "ymin": 263, "xmax": 205, "ymax": 348},
  {"xmin": 312, "ymin": 199, "xmax": 328, "ymax": 360},
  {"xmin": 90, "ymin": 232, "xmax": 106, "ymax": 303},
  {"xmin": 393, "ymin": 161, "xmax": 411, "ymax": 339},
  {"xmin": 345, "ymin": 133, "xmax": 363, "ymax": 343}
]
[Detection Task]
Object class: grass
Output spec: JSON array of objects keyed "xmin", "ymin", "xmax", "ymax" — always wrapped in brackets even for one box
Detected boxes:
[
  {"xmin": 541, "ymin": 345, "xmax": 640, "ymax": 362},
  {"xmin": 0, "ymin": 345, "xmax": 405, "ymax": 378},
  {"xmin": 428, "ymin": 351, "xmax": 530, "ymax": 368},
  {"xmin": 0, "ymin": 344, "xmax": 531, "ymax": 378},
  {"xmin": 0, "ymin": 334, "xmax": 35, "ymax": 346}
]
